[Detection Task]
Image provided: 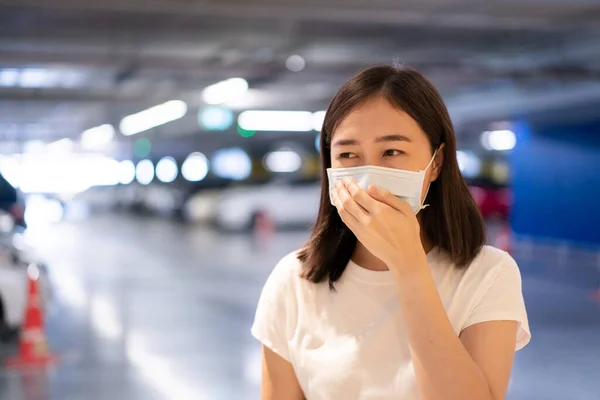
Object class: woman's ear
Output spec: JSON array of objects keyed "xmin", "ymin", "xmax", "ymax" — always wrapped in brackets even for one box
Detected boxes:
[{"xmin": 430, "ymin": 143, "xmax": 445, "ymax": 182}]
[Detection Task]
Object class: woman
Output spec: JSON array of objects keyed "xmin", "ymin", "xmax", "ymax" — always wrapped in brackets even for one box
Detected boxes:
[{"xmin": 251, "ymin": 65, "xmax": 530, "ymax": 400}]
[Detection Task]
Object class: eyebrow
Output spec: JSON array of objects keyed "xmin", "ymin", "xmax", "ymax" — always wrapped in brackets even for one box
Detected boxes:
[{"xmin": 332, "ymin": 134, "xmax": 411, "ymax": 147}]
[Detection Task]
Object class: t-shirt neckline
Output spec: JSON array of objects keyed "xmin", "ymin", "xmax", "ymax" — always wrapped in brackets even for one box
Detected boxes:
[{"xmin": 345, "ymin": 247, "xmax": 439, "ymax": 284}]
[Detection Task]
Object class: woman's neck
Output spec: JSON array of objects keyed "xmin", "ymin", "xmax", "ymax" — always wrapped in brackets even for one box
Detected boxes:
[{"xmin": 351, "ymin": 230, "xmax": 433, "ymax": 272}]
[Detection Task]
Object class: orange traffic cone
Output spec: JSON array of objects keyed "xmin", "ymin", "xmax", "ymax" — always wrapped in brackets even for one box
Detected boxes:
[
  {"xmin": 255, "ymin": 211, "xmax": 274, "ymax": 239},
  {"xmin": 590, "ymin": 286, "xmax": 600, "ymax": 303},
  {"xmin": 495, "ymin": 222, "xmax": 512, "ymax": 254},
  {"xmin": 253, "ymin": 211, "xmax": 275, "ymax": 251},
  {"xmin": 5, "ymin": 268, "xmax": 57, "ymax": 368}
]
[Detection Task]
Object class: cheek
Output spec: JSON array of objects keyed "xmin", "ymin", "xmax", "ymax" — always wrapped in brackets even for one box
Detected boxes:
[{"xmin": 329, "ymin": 153, "xmax": 343, "ymax": 168}]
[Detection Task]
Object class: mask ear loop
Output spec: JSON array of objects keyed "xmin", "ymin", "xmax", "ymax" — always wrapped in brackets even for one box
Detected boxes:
[{"xmin": 418, "ymin": 148, "xmax": 440, "ymax": 213}]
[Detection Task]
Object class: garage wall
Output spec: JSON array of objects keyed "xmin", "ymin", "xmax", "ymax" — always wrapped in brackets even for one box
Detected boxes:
[{"xmin": 510, "ymin": 119, "xmax": 600, "ymax": 245}]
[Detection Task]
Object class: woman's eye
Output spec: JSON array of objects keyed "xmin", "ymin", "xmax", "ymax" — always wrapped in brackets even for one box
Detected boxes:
[
  {"xmin": 384, "ymin": 149, "xmax": 404, "ymax": 157},
  {"xmin": 339, "ymin": 152, "xmax": 356, "ymax": 159}
]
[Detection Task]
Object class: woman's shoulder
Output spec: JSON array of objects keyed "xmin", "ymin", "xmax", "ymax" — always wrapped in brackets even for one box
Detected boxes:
[
  {"xmin": 433, "ymin": 245, "xmax": 519, "ymax": 281},
  {"xmin": 264, "ymin": 250, "xmax": 306, "ymax": 288},
  {"xmin": 458, "ymin": 245, "xmax": 521, "ymax": 283}
]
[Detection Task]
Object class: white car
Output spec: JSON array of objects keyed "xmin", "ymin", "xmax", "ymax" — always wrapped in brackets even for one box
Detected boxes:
[
  {"xmin": 214, "ymin": 181, "xmax": 320, "ymax": 232},
  {"xmin": 141, "ymin": 186, "xmax": 186, "ymax": 216},
  {"xmin": 182, "ymin": 189, "xmax": 223, "ymax": 223}
]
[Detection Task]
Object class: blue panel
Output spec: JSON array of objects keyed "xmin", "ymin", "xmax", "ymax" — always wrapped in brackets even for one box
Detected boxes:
[{"xmin": 510, "ymin": 120, "xmax": 600, "ymax": 245}]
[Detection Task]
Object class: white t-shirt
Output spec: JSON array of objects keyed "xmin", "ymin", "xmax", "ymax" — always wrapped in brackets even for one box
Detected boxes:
[{"xmin": 251, "ymin": 245, "xmax": 530, "ymax": 400}]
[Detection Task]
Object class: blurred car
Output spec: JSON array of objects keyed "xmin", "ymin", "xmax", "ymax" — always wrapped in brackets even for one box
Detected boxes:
[
  {"xmin": 469, "ymin": 184, "xmax": 512, "ymax": 221},
  {"xmin": 0, "ymin": 172, "xmax": 26, "ymax": 228},
  {"xmin": 141, "ymin": 185, "xmax": 186, "ymax": 217},
  {"xmin": 214, "ymin": 180, "xmax": 320, "ymax": 232},
  {"xmin": 181, "ymin": 189, "xmax": 223, "ymax": 223},
  {"xmin": 0, "ymin": 213, "xmax": 51, "ymax": 342}
]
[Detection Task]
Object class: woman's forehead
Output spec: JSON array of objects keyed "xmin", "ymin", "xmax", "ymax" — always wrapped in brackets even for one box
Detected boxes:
[{"xmin": 332, "ymin": 99, "xmax": 425, "ymax": 143}]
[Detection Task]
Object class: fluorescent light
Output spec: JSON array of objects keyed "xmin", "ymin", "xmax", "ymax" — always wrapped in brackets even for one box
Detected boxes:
[
  {"xmin": 481, "ymin": 130, "xmax": 516, "ymax": 151},
  {"xmin": 81, "ymin": 124, "xmax": 115, "ymax": 149},
  {"xmin": 181, "ymin": 153, "xmax": 209, "ymax": 182},
  {"xmin": 456, "ymin": 150, "xmax": 481, "ymax": 178},
  {"xmin": 120, "ymin": 100, "xmax": 188, "ymax": 136},
  {"xmin": 202, "ymin": 78, "xmax": 248, "ymax": 105},
  {"xmin": 135, "ymin": 159, "xmax": 155, "ymax": 185},
  {"xmin": 286, "ymin": 55, "xmax": 306, "ymax": 72},
  {"xmin": 47, "ymin": 138, "xmax": 74, "ymax": 153},
  {"xmin": 264, "ymin": 150, "xmax": 302, "ymax": 173},
  {"xmin": 0, "ymin": 69, "xmax": 20, "ymax": 86},
  {"xmin": 156, "ymin": 157, "xmax": 178, "ymax": 183},
  {"xmin": 312, "ymin": 110, "xmax": 326, "ymax": 131},
  {"xmin": 24, "ymin": 195, "xmax": 64, "ymax": 226},
  {"xmin": 119, "ymin": 160, "xmax": 136, "ymax": 185},
  {"xmin": 212, "ymin": 148, "xmax": 251, "ymax": 180},
  {"xmin": 198, "ymin": 106, "xmax": 234, "ymax": 130},
  {"xmin": 24, "ymin": 140, "xmax": 46, "ymax": 154},
  {"xmin": 19, "ymin": 68, "xmax": 57, "ymax": 88},
  {"xmin": 0, "ymin": 156, "xmax": 21, "ymax": 188},
  {"xmin": 238, "ymin": 110, "xmax": 314, "ymax": 132}
]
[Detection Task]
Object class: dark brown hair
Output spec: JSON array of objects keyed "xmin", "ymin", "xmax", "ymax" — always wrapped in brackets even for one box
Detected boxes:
[{"xmin": 297, "ymin": 64, "xmax": 486, "ymax": 288}]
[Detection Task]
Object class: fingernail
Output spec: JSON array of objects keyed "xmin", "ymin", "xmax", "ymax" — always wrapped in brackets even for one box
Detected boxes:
[
  {"xmin": 335, "ymin": 181, "xmax": 342, "ymax": 189},
  {"xmin": 343, "ymin": 177, "xmax": 352, "ymax": 186}
]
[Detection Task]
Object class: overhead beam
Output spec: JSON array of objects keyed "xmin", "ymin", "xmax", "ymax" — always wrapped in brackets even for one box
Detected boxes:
[
  {"xmin": 1, "ymin": 0, "xmax": 596, "ymax": 31},
  {"xmin": 0, "ymin": 86, "xmax": 146, "ymax": 103}
]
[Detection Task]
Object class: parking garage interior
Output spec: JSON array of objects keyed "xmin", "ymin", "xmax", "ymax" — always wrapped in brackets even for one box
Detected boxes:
[{"xmin": 0, "ymin": 1, "xmax": 599, "ymax": 399}]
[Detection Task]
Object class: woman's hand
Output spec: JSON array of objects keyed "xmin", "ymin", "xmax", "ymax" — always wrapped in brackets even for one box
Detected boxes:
[{"xmin": 331, "ymin": 177, "xmax": 428, "ymax": 276}]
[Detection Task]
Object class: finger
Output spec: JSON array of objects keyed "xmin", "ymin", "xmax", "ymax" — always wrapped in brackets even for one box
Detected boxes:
[
  {"xmin": 367, "ymin": 185, "xmax": 413, "ymax": 217},
  {"xmin": 335, "ymin": 182, "xmax": 369, "ymax": 222},
  {"xmin": 331, "ymin": 188, "xmax": 362, "ymax": 230},
  {"xmin": 343, "ymin": 178, "xmax": 378, "ymax": 213}
]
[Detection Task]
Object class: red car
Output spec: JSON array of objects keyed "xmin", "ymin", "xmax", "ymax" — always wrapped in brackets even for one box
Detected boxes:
[{"xmin": 469, "ymin": 185, "xmax": 512, "ymax": 221}]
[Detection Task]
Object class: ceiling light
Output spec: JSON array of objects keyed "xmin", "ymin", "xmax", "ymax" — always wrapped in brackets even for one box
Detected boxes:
[
  {"xmin": 23, "ymin": 140, "xmax": 46, "ymax": 154},
  {"xmin": 264, "ymin": 150, "xmax": 302, "ymax": 173},
  {"xmin": 481, "ymin": 130, "xmax": 516, "ymax": 151},
  {"xmin": 286, "ymin": 55, "xmax": 306, "ymax": 72},
  {"xmin": 119, "ymin": 160, "xmax": 136, "ymax": 185},
  {"xmin": 456, "ymin": 150, "xmax": 481, "ymax": 178},
  {"xmin": 212, "ymin": 148, "xmax": 251, "ymax": 180},
  {"xmin": 198, "ymin": 106, "xmax": 234, "ymax": 131},
  {"xmin": 202, "ymin": 78, "xmax": 248, "ymax": 105},
  {"xmin": 47, "ymin": 138, "xmax": 74, "ymax": 154},
  {"xmin": 0, "ymin": 69, "xmax": 20, "ymax": 87},
  {"xmin": 156, "ymin": 157, "xmax": 178, "ymax": 183},
  {"xmin": 120, "ymin": 100, "xmax": 188, "ymax": 136},
  {"xmin": 135, "ymin": 160, "xmax": 155, "ymax": 185},
  {"xmin": 81, "ymin": 124, "xmax": 115, "ymax": 149},
  {"xmin": 238, "ymin": 110, "xmax": 314, "ymax": 132},
  {"xmin": 181, "ymin": 153, "xmax": 209, "ymax": 182},
  {"xmin": 312, "ymin": 110, "xmax": 326, "ymax": 131},
  {"xmin": 19, "ymin": 68, "xmax": 57, "ymax": 88}
]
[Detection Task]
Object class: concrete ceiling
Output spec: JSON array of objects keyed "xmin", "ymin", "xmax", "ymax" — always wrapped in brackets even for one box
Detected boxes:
[{"xmin": 0, "ymin": 0, "xmax": 598, "ymax": 150}]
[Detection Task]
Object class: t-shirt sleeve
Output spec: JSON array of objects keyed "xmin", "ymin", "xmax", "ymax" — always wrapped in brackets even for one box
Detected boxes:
[
  {"xmin": 462, "ymin": 252, "xmax": 531, "ymax": 351},
  {"xmin": 251, "ymin": 253, "xmax": 298, "ymax": 361}
]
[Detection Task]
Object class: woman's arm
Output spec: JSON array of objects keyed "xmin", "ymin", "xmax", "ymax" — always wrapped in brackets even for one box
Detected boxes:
[
  {"xmin": 331, "ymin": 180, "xmax": 523, "ymax": 400},
  {"xmin": 261, "ymin": 345, "xmax": 305, "ymax": 400},
  {"xmin": 394, "ymin": 267, "xmax": 518, "ymax": 400}
]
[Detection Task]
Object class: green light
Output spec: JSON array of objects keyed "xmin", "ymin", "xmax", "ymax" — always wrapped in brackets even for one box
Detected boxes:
[
  {"xmin": 237, "ymin": 124, "xmax": 256, "ymax": 138},
  {"xmin": 134, "ymin": 138, "xmax": 152, "ymax": 158}
]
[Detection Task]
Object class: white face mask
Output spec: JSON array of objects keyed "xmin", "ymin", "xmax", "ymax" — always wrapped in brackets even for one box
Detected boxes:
[{"xmin": 327, "ymin": 150, "xmax": 438, "ymax": 214}]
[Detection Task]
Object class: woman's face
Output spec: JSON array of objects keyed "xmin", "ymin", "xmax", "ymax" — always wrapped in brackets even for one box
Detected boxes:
[{"xmin": 329, "ymin": 96, "xmax": 443, "ymax": 202}]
